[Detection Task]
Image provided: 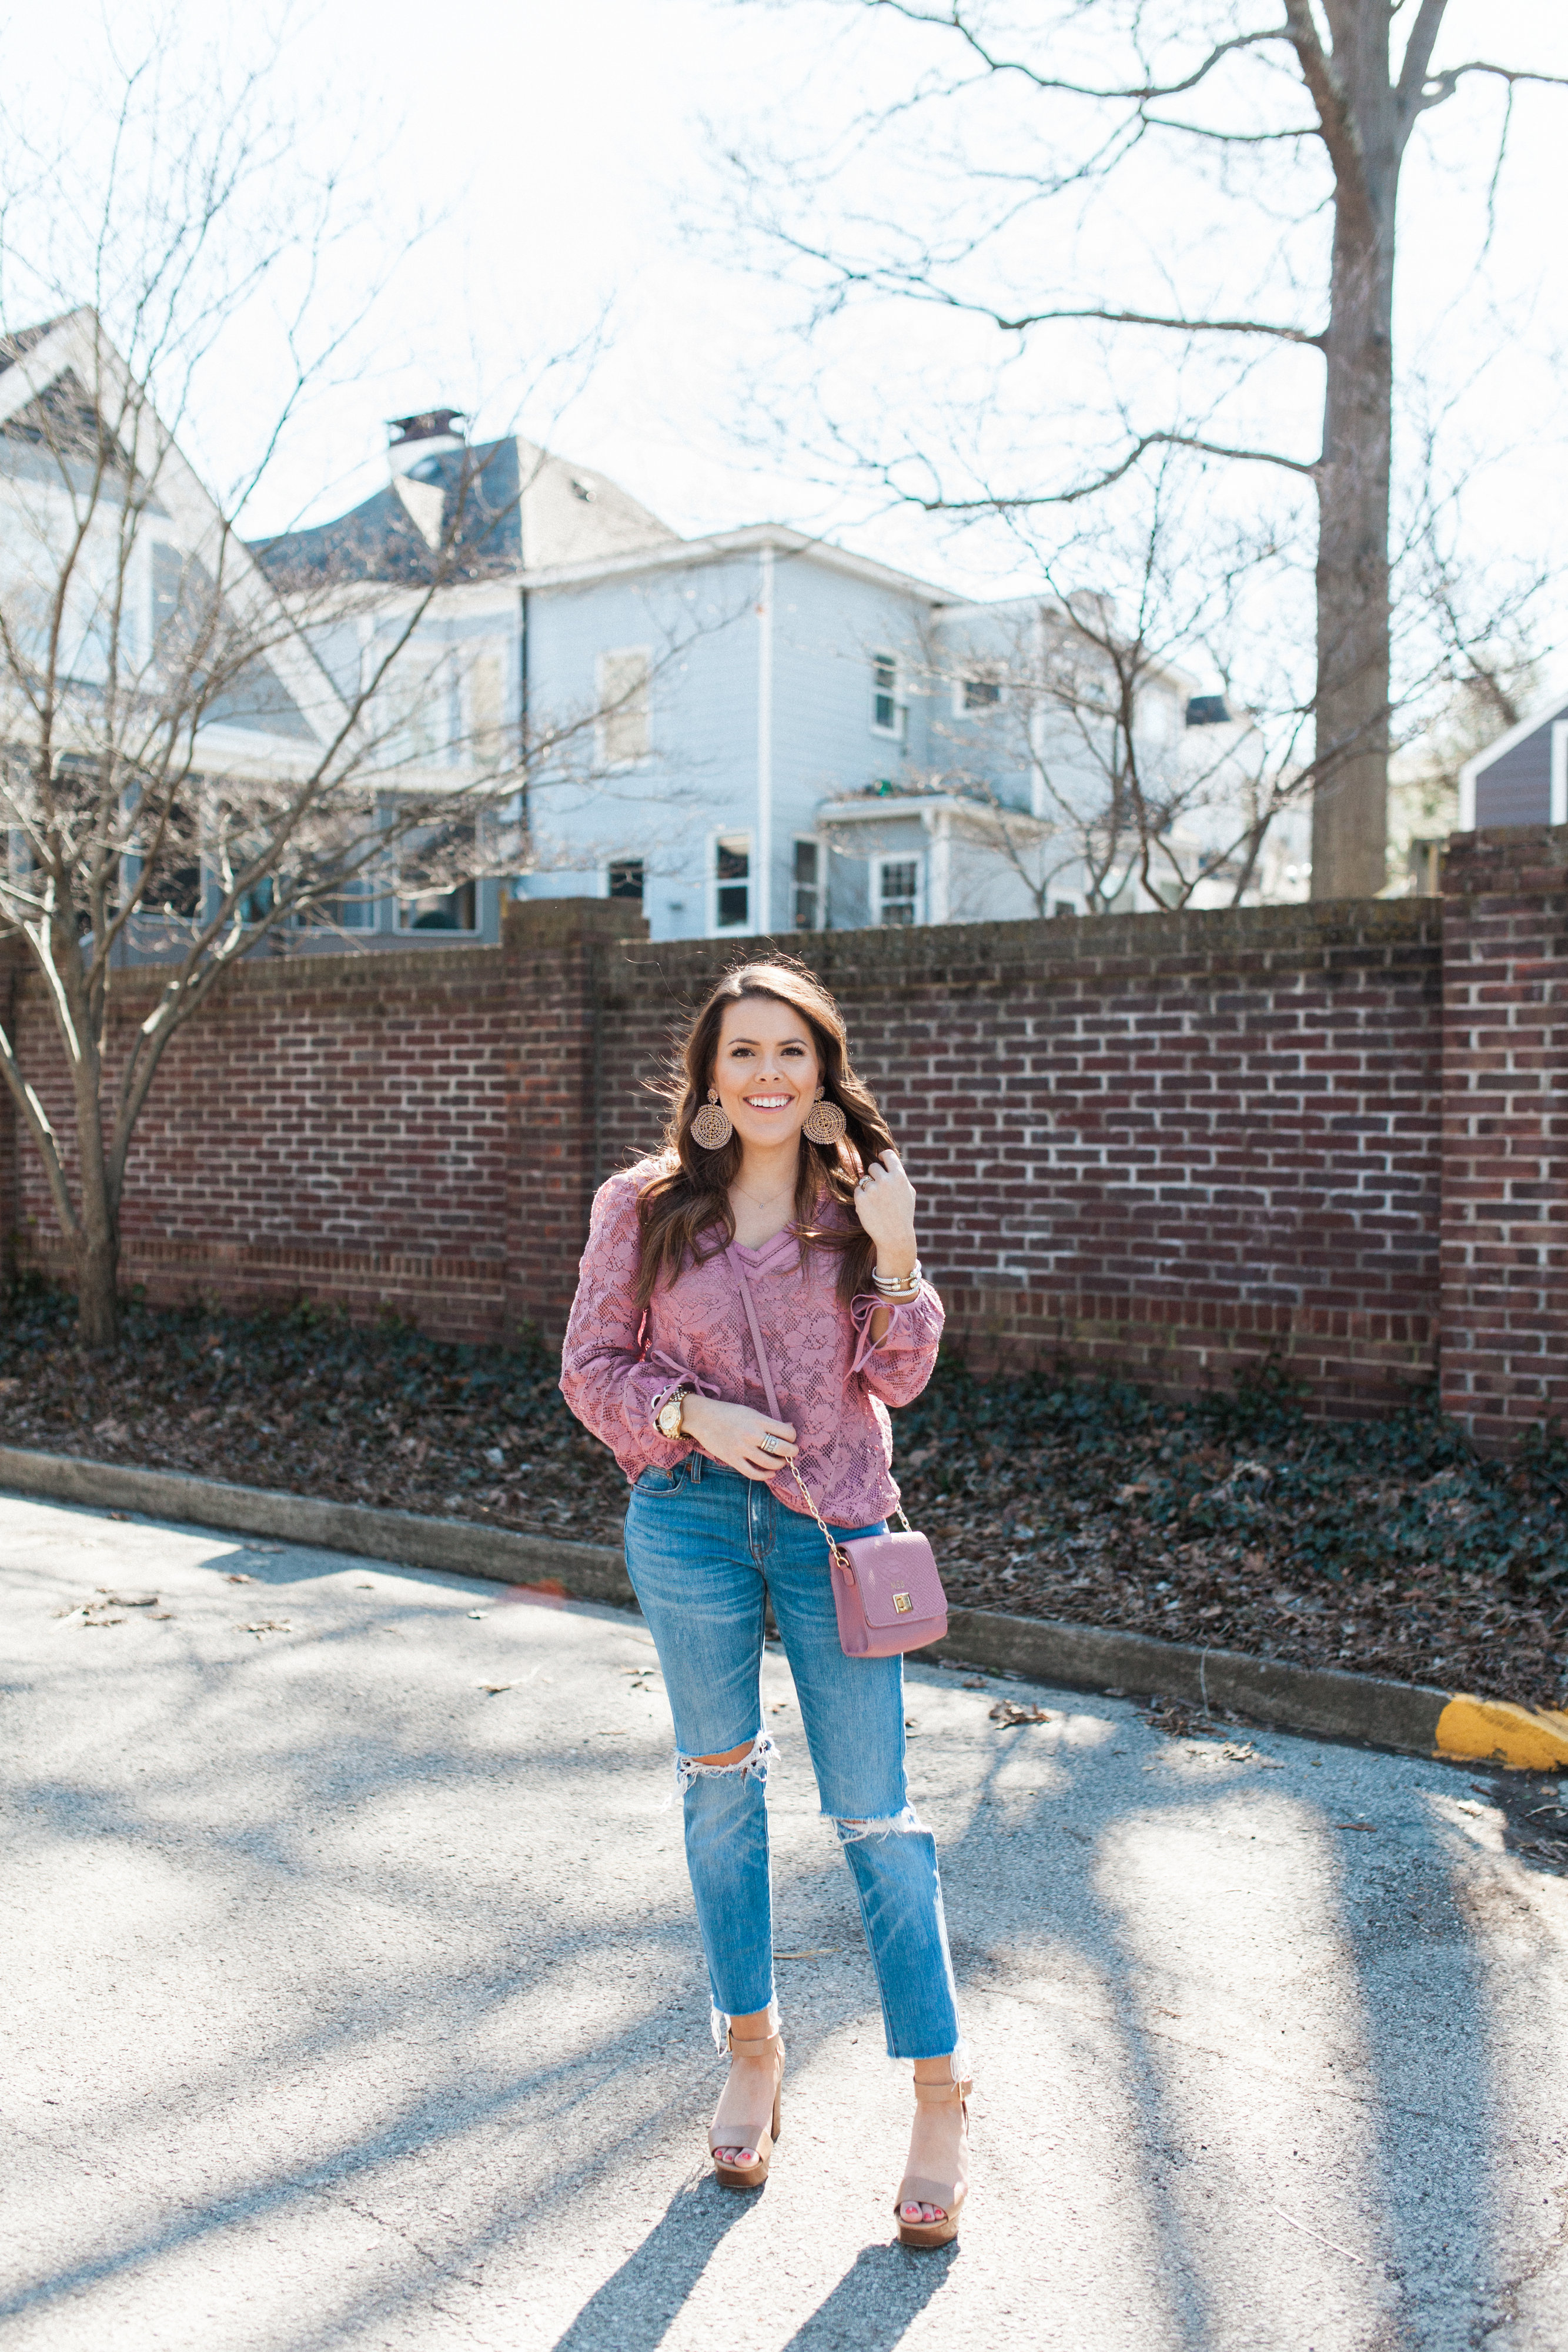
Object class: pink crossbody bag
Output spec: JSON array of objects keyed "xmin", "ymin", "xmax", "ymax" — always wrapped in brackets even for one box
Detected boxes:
[{"xmin": 723, "ymin": 1244, "xmax": 948, "ymax": 1659}]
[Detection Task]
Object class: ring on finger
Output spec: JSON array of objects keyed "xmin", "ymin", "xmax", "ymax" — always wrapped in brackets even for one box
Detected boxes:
[{"xmin": 758, "ymin": 1431, "xmax": 785, "ymax": 1456}]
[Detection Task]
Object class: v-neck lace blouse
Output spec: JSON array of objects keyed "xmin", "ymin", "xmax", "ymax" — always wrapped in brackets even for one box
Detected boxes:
[{"xmin": 559, "ymin": 1157, "xmax": 944, "ymax": 1529}]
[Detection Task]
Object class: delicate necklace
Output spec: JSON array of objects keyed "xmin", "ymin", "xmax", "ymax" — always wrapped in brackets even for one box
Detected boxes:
[{"xmin": 732, "ymin": 1175, "xmax": 795, "ymax": 1214}]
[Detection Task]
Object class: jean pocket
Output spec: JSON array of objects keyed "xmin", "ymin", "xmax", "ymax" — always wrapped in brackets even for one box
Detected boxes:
[{"xmin": 633, "ymin": 1463, "xmax": 686, "ymax": 1496}]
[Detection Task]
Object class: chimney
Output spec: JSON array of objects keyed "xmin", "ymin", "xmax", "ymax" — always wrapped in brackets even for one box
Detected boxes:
[{"xmin": 387, "ymin": 407, "xmax": 465, "ymax": 477}]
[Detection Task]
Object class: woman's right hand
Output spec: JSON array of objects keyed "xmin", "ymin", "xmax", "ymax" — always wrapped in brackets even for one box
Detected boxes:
[{"xmin": 680, "ymin": 1394, "xmax": 798, "ymax": 1481}]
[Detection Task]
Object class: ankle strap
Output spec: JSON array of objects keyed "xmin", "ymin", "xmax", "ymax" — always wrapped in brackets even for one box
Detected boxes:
[
  {"xmin": 727, "ymin": 2029, "xmax": 783, "ymax": 2057},
  {"xmin": 913, "ymin": 2076, "xmax": 971, "ymax": 2105}
]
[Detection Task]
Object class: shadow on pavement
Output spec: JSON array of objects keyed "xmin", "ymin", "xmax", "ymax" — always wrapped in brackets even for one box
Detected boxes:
[
  {"xmin": 551, "ymin": 2178, "xmax": 750, "ymax": 2351},
  {"xmin": 776, "ymin": 2240, "xmax": 958, "ymax": 2350}
]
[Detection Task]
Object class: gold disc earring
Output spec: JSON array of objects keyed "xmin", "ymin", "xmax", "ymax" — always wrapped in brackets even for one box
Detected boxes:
[
  {"xmin": 801, "ymin": 1088, "xmax": 847, "ymax": 1145},
  {"xmin": 691, "ymin": 1088, "xmax": 734, "ymax": 1150}
]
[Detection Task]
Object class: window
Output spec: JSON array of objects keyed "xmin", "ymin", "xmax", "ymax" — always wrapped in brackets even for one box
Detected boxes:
[
  {"xmin": 958, "ymin": 672, "xmax": 1003, "ymax": 713},
  {"xmin": 467, "ymin": 650, "xmax": 506, "ymax": 768},
  {"xmin": 401, "ymin": 880, "xmax": 476, "ymax": 930},
  {"xmin": 875, "ymin": 856, "xmax": 922, "ymax": 927},
  {"xmin": 608, "ymin": 856, "xmax": 644, "ymax": 903},
  {"xmin": 871, "ymin": 654, "xmax": 905, "ymax": 739},
  {"xmin": 319, "ymin": 878, "xmax": 377, "ymax": 929},
  {"xmin": 715, "ymin": 834, "xmax": 750, "ymax": 930},
  {"xmin": 597, "ymin": 647, "xmax": 652, "ymax": 766},
  {"xmin": 1052, "ymin": 898, "xmax": 1078, "ymax": 920},
  {"xmin": 398, "ymin": 818, "xmax": 478, "ymax": 930},
  {"xmin": 792, "ymin": 837, "xmax": 821, "ymax": 930}
]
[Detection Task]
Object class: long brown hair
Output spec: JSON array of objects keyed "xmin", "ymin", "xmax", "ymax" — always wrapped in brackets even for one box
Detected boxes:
[{"xmin": 634, "ymin": 959, "xmax": 895, "ymax": 1312}]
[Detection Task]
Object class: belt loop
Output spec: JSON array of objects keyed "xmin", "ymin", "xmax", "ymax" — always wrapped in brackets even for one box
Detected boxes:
[{"xmin": 687, "ymin": 1450, "xmax": 703, "ymax": 1485}]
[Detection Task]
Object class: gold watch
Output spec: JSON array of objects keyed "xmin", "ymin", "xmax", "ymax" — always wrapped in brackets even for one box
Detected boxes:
[{"xmin": 655, "ymin": 1388, "xmax": 690, "ymax": 1441}]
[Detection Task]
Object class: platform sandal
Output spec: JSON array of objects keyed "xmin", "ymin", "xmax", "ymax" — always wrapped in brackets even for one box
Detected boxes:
[
  {"xmin": 894, "ymin": 2075, "xmax": 971, "ymax": 2249},
  {"xmin": 708, "ymin": 2027, "xmax": 785, "ymax": 2191}
]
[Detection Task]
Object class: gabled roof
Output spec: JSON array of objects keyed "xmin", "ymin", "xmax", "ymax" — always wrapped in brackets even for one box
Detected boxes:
[
  {"xmin": 0, "ymin": 309, "xmax": 347, "ymax": 754},
  {"xmin": 1457, "ymin": 683, "xmax": 1568, "ymax": 787},
  {"xmin": 252, "ymin": 435, "xmax": 680, "ymax": 589}
]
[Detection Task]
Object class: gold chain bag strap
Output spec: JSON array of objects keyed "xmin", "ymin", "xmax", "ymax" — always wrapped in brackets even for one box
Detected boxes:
[{"xmin": 723, "ymin": 1244, "xmax": 948, "ymax": 1659}]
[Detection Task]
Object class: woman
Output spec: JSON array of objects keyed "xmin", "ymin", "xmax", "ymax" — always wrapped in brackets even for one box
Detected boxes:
[{"xmin": 560, "ymin": 960, "xmax": 969, "ymax": 2249}]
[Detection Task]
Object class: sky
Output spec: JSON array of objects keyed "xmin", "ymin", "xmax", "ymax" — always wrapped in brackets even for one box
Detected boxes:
[{"xmin": 1, "ymin": 0, "xmax": 1563, "ymax": 621}]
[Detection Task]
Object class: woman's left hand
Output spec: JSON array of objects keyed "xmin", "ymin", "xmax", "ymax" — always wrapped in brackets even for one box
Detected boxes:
[{"xmin": 851, "ymin": 1149, "xmax": 918, "ymax": 1268}]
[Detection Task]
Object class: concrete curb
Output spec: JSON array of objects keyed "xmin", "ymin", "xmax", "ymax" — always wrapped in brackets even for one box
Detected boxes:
[
  {"xmin": 0, "ymin": 1444, "xmax": 634, "ymax": 1606},
  {"xmin": 5, "ymin": 1442, "xmax": 1566, "ymax": 1770}
]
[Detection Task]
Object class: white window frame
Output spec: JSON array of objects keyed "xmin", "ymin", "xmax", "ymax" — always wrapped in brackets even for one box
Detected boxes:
[
  {"xmin": 872, "ymin": 850, "xmax": 925, "ymax": 928},
  {"xmin": 870, "ymin": 652, "xmax": 906, "ymax": 740},
  {"xmin": 604, "ymin": 853, "xmax": 646, "ymax": 907},
  {"xmin": 464, "ymin": 642, "xmax": 509, "ymax": 770},
  {"xmin": 790, "ymin": 833, "xmax": 824, "ymax": 931},
  {"xmin": 595, "ymin": 645, "xmax": 653, "ymax": 769},
  {"xmin": 952, "ymin": 669, "xmax": 1005, "ymax": 718},
  {"xmin": 711, "ymin": 829, "xmax": 754, "ymax": 936}
]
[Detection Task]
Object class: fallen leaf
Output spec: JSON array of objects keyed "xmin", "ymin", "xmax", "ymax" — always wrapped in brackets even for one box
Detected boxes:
[
  {"xmin": 99, "ymin": 1593, "xmax": 158, "ymax": 1608},
  {"xmin": 774, "ymin": 1947, "xmax": 840, "ymax": 1959},
  {"xmin": 83, "ymin": 1615, "xmax": 125, "ymax": 1628},
  {"xmin": 241, "ymin": 1619, "xmax": 292, "ymax": 1636},
  {"xmin": 151, "ymin": 1612, "xmax": 173, "ymax": 1621},
  {"xmin": 989, "ymin": 1699, "xmax": 1054, "ymax": 1726},
  {"xmin": 962, "ymin": 1678, "xmax": 988, "ymax": 1690},
  {"xmin": 479, "ymin": 1682, "xmax": 519, "ymax": 1695},
  {"xmin": 1330, "ymin": 1820, "xmax": 1378, "ymax": 1832},
  {"xmin": 466, "ymin": 1610, "xmax": 488, "ymax": 1621},
  {"xmin": 225, "ymin": 1572, "xmax": 254, "ymax": 1585}
]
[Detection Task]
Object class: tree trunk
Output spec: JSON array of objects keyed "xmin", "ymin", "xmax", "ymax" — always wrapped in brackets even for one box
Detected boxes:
[
  {"xmin": 74, "ymin": 1227, "xmax": 122, "ymax": 1351},
  {"xmin": 69, "ymin": 1014, "xmax": 121, "ymax": 1352},
  {"xmin": 1309, "ymin": 38, "xmax": 1400, "ymax": 900}
]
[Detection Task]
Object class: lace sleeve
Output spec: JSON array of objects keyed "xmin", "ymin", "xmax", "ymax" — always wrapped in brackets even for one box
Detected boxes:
[
  {"xmin": 849, "ymin": 1281, "xmax": 945, "ymax": 1405},
  {"xmin": 559, "ymin": 1171, "xmax": 712, "ymax": 1460}
]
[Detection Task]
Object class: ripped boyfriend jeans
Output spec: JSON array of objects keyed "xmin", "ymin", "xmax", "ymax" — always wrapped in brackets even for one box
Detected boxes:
[{"xmin": 623, "ymin": 1454, "xmax": 962, "ymax": 2062}]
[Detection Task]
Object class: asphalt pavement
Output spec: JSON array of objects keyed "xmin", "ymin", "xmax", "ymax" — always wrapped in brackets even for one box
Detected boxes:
[{"xmin": 2, "ymin": 1489, "xmax": 1566, "ymax": 2352}]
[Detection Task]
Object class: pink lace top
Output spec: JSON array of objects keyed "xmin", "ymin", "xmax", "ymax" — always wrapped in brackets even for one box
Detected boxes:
[{"xmin": 559, "ymin": 1157, "xmax": 944, "ymax": 1529}]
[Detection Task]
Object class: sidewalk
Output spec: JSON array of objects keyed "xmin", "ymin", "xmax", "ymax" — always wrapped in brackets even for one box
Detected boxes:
[{"xmin": 2, "ymin": 1490, "xmax": 1565, "ymax": 2351}]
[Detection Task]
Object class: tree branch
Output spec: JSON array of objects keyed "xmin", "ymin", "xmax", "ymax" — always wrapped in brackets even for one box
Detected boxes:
[{"xmin": 859, "ymin": 3, "xmax": 1289, "ymax": 103}]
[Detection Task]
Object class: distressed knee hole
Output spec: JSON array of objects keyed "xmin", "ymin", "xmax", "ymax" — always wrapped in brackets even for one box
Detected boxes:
[
  {"xmin": 832, "ymin": 1804, "xmax": 923, "ymax": 1845},
  {"xmin": 673, "ymin": 1729, "xmax": 775, "ymax": 1798}
]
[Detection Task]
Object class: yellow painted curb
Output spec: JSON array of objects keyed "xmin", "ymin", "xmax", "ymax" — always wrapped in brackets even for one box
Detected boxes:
[{"xmin": 1435, "ymin": 1695, "xmax": 1568, "ymax": 1772}]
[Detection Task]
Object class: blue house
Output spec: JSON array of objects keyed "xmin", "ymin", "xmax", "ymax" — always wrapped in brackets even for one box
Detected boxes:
[{"xmin": 256, "ymin": 412, "xmax": 1237, "ymax": 941}]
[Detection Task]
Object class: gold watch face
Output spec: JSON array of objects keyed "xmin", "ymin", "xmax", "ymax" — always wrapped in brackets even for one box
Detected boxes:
[{"xmin": 657, "ymin": 1398, "xmax": 682, "ymax": 1437}]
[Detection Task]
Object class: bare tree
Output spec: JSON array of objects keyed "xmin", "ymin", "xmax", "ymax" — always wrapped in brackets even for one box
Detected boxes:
[
  {"xmin": 0, "ymin": 59, "xmax": 713, "ymax": 1351},
  {"xmin": 720, "ymin": 0, "xmax": 1567, "ymax": 897},
  {"xmin": 881, "ymin": 457, "xmax": 1313, "ymax": 913}
]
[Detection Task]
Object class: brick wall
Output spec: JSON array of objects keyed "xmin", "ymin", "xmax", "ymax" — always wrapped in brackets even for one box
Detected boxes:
[
  {"xmin": 1440, "ymin": 825, "xmax": 1568, "ymax": 1446},
  {"xmin": 1, "ymin": 902, "xmax": 637, "ymax": 1339},
  {"xmin": 1, "ymin": 828, "xmax": 1563, "ymax": 1444},
  {"xmin": 594, "ymin": 902, "xmax": 1445, "ymax": 1414}
]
